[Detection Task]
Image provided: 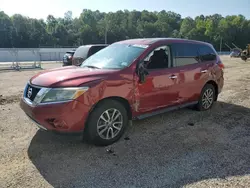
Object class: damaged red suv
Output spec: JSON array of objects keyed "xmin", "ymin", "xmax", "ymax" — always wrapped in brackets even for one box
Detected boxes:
[{"xmin": 20, "ymin": 38, "xmax": 224, "ymax": 146}]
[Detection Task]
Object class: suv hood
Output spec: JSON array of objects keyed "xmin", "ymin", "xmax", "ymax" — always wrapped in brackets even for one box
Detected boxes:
[{"xmin": 30, "ymin": 66, "xmax": 117, "ymax": 87}]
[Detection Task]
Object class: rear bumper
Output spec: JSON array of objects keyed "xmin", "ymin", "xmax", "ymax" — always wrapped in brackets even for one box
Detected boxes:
[
  {"xmin": 218, "ymin": 75, "xmax": 224, "ymax": 94},
  {"xmin": 20, "ymin": 97, "xmax": 91, "ymax": 133},
  {"xmin": 62, "ymin": 60, "xmax": 72, "ymax": 66}
]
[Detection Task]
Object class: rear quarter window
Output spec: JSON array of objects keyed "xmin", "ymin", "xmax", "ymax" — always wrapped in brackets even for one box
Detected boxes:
[{"xmin": 198, "ymin": 44, "xmax": 217, "ymax": 61}]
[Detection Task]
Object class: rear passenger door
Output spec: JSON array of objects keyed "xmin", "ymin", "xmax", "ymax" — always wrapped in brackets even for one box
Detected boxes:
[
  {"xmin": 170, "ymin": 42, "xmax": 207, "ymax": 104},
  {"xmin": 198, "ymin": 44, "xmax": 217, "ymax": 74}
]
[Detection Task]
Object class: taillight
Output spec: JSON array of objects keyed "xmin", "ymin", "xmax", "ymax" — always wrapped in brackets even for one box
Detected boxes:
[
  {"xmin": 218, "ymin": 62, "xmax": 225, "ymax": 69},
  {"xmin": 72, "ymin": 58, "xmax": 76, "ymax": 66},
  {"xmin": 217, "ymin": 60, "xmax": 225, "ymax": 69}
]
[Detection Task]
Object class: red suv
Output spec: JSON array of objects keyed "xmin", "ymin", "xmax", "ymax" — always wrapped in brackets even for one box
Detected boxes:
[{"xmin": 20, "ymin": 38, "xmax": 224, "ymax": 146}]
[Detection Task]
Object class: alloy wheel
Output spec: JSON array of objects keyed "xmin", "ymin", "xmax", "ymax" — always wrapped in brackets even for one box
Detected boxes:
[
  {"xmin": 202, "ymin": 88, "xmax": 214, "ymax": 109},
  {"xmin": 97, "ymin": 108, "xmax": 123, "ymax": 140}
]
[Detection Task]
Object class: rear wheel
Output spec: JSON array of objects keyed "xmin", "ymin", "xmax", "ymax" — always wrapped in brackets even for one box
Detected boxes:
[
  {"xmin": 84, "ymin": 99, "xmax": 128, "ymax": 146},
  {"xmin": 196, "ymin": 84, "xmax": 216, "ymax": 111},
  {"xmin": 241, "ymin": 55, "xmax": 247, "ymax": 62}
]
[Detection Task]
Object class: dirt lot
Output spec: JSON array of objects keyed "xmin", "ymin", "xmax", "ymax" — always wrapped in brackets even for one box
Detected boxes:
[{"xmin": 1, "ymin": 57, "xmax": 250, "ymax": 188}]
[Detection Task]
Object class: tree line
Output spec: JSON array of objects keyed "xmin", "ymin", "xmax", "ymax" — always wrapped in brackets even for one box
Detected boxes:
[{"xmin": 0, "ymin": 9, "xmax": 250, "ymax": 51}]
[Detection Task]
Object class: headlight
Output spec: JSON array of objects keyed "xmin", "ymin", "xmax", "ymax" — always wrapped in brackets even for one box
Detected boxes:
[{"xmin": 40, "ymin": 87, "xmax": 89, "ymax": 103}]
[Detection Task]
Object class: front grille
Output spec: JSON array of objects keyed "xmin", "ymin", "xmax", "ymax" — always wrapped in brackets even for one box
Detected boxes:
[{"xmin": 25, "ymin": 84, "xmax": 41, "ymax": 101}]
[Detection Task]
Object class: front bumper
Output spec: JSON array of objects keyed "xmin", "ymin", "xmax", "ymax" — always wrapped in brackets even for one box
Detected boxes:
[
  {"xmin": 26, "ymin": 113, "xmax": 48, "ymax": 130},
  {"xmin": 20, "ymin": 97, "xmax": 91, "ymax": 133}
]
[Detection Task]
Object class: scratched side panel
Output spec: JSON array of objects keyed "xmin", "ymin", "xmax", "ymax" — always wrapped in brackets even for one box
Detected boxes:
[
  {"xmin": 76, "ymin": 68, "xmax": 137, "ymax": 113},
  {"xmin": 175, "ymin": 61, "xmax": 205, "ymax": 103}
]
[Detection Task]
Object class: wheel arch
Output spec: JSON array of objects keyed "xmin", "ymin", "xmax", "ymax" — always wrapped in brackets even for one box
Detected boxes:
[
  {"xmin": 84, "ymin": 96, "xmax": 132, "ymax": 131},
  {"xmin": 205, "ymin": 80, "xmax": 218, "ymax": 101}
]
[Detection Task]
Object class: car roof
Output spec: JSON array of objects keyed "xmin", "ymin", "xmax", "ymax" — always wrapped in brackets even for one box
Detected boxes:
[
  {"xmin": 115, "ymin": 38, "xmax": 212, "ymax": 46},
  {"xmin": 66, "ymin": 50, "xmax": 75, "ymax": 53},
  {"xmin": 78, "ymin": 44, "xmax": 109, "ymax": 48}
]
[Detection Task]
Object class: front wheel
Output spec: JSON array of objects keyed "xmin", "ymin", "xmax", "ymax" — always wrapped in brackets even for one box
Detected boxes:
[
  {"xmin": 196, "ymin": 84, "xmax": 216, "ymax": 111},
  {"xmin": 84, "ymin": 99, "xmax": 128, "ymax": 146}
]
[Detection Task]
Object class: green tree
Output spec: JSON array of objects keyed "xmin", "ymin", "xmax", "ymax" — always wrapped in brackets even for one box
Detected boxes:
[
  {"xmin": 0, "ymin": 11, "xmax": 13, "ymax": 47},
  {"xmin": 0, "ymin": 9, "xmax": 249, "ymax": 50}
]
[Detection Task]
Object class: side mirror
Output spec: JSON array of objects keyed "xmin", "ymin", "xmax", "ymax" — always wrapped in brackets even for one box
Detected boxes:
[{"xmin": 136, "ymin": 62, "xmax": 149, "ymax": 84}]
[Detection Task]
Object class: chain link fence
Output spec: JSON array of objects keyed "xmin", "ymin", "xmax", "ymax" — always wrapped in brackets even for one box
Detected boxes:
[{"xmin": 0, "ymin": 47, "xmax": 76, "ymax": 71}]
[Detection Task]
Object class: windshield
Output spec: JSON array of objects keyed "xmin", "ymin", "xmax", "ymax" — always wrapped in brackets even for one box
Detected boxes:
[
  {"xmin": 80, "ymin": 43, "xmax": 147, "ymax": 69},
  {"xmin": 74, "ymin": 46, "xmax": 91, "ymax": 58},
  {"xmin": 231, "ymin": 49, "xmax": 240, "ymax": 53},
  {"xmin": 66, "ymin": 51, "xmax": 75, "ymax": 56}
]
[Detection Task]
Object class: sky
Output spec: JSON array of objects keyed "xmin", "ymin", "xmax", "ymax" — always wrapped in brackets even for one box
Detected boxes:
[{"xmin": 1, "ymin": 0, "xmax": 250, "ymax": 20}]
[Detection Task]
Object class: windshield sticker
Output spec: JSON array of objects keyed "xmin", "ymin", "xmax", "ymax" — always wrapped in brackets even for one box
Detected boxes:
[
  {"xmin": 132, "ymin": 44, "xmax": 149, "ymax": 49},
  {"xmin": 121, "ymin": 62, "xmax": 128, "ymax": 67}
]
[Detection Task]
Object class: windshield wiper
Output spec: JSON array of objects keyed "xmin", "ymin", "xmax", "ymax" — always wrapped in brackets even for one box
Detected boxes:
[{"xmin": 82, "ymin": 65, "xmax": 100, "ymax": 69}]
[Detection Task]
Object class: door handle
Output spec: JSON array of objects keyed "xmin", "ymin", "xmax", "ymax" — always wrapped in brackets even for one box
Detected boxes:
[
  {"xmin": 169, "ymin": 75, "xmax": 177, "ymax": 79},
  {"xmin": 201, "ymin": 70, "xmax": 207, "ymax": 73}
]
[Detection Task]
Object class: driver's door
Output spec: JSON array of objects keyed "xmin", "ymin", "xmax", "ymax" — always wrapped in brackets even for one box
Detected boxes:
[{"xmin": 136, "ymin": 45, "xmax": 180, "ymax": 113}]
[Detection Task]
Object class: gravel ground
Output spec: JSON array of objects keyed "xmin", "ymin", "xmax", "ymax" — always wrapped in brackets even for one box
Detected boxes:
[{"xmin": 0, "ymin": 57, "xmax": 250, "ymax": 188}]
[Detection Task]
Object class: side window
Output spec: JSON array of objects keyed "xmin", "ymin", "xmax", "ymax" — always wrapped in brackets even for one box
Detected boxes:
[
  {"xmin": 143, "ymin": 45, "xmax": 170, "ymax": 70},
  {"xmin": 171, "ymin": 43, "xmax": 199, "ymax": 67},
  {"xmin": 89, "ymin": 46, "xmax": 105, "ymax": 56},
  {"xmin": 198, "ymin": 45, "xmax": 216, "ymax": 61}
]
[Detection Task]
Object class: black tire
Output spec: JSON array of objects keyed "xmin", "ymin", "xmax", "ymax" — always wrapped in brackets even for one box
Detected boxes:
[
  {"xmin": 241, "ymin": 55, "xmax": 247, "ymax": 62},
  {"xmin": 84, "ymin": 99, "xmax": 128, "ymax": 146},
  {"xmin": 196, "ymin": 84, "xmax": 216, "ymax": 111}
]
